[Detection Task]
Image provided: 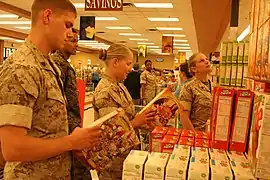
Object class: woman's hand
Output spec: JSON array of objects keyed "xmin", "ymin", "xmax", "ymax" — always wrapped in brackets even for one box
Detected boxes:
[{"xmin": 131, "ymin": 110, "xmax": 156, "ymax": 128}]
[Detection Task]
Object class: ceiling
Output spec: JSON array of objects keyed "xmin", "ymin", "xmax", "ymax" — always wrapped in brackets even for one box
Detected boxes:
[{"xmin": 0, "ymin": 0, "xmax": 198, "ymax": 55}]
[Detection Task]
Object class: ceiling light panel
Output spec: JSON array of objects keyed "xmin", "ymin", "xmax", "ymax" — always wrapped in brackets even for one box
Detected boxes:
[
  {"xmin": 174, "ymin": 39, "xmax": 188, "ymax": 42},
  {"xmin": 96, "ymin": 17, "xmax": 118, "ymax": 21},
  {"xmin": 174, "ymin": 47, "xmax": 191, "ymax": 49},
  {"xmin": 130, "ymin": 38, "xmax": 149, "ymax": 41},
  {"xmin": 134, "ymin": 3, "xmax": 173, "ymax": 8},
  {"xmin": 157, "ymin": 27, "xmax": 183, "ymax": 31},
  {"xmin": 106, "ymin": 26, "xmax": 132, "ymax": 30},
  {"xmin": 148, "ymin": 18, "xmax": 179, "ymax": 22},
  {"xmin": 178, "ymin": 50, "xmax": 192, "ymax": 52},
  {"xmin": 0, "ymin": 21, "xmax": 31, "ymax": 25},
  {"xmin": 73, "ymin": 3, "xmax": 84, "ymax": 8},
  {"xmin": 137, "ymin": 42, "xmax": 154, "ymax": 45},
  {"xmin": 173, "ymin": 43, "xmax": 190, "ymax": 46},
  {"xmin": 163, "ymin": 34, "xmax": 186, "ymax": 37},
  {"xmin": 119, "ymin": 33, "xmax": 141, "ymax": 36},
  {"xmin": 0, "ymin": 14, "xmax": 18, "ymax": 18},
  {"xmin": 147, "ymin": 46, "xmax": 159, "ymax": 48},
  {"xmin": 15, "ymin": 26, "xmax": 31, "ymax": 30}
]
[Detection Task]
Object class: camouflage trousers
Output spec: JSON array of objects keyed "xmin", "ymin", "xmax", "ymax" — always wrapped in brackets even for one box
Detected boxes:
[{"xmin": 71, "ymin": 154, "xmax": 91, "ymax": 180}]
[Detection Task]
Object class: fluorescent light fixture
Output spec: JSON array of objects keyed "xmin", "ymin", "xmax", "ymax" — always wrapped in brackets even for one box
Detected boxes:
[
  {"xmin": 163, "ymin": 34, "xmax": 186, "ymax": 37},
  {"xmin": 137, "ymin": 42, "xmax": 154, "ymax": 45},
  {"xmin": 174, "ymin": 39, "xmax": 188, "ymax": 42},
  {"xmin": 173, "ymin": 43, "xmax": 190, "ymax": 46},
  {"xmin": 15, "ymin": 26, "xmax": 31, "ymax": 30},
  {"xmin": 147, "ymin": 46, "xmax": 159, "ymax": 48},
  {"xmin": 157, "ymin": 27, "xmax": 183, "ymax": 31},
  {"xmin": 0, "ymin": 21, "xmax": 31, "ymax": 25},
  {"xmin": 73, "ymin": 3, "xmax": 84, "ymax": 8},
  {"xmin": 15, "ymin": 39, "xmax": 24, "ymax": 43},
  {"xmin": 119, "ymin": 33, "xmax": 141, "ymax": 36},
  {"xmin": 96, "ymin": 17, "xmax": 118, "ymax": 21},
  {"xmin": 106, "ymin": 26, "xmax": 132, "ymax": 30},
  {"xmin": 129, "ymin": 38, "xmax": 148, "ymax": 41},
  {"xmin": 237, "ymin": 25, "xmax": 250, "ymax": 42},
  {"xmin": 134, "ymin": 3, "xmax": 173, "ymax": 8},
  {"xmin": 85, "ymin": 43, "xmax": 106, "ymax": 46},
  {"xmin": 178, "ymin": 50, "xmax": 192, "ymax": 52},
  {"xmin": 174, "ymin": 47, "xmax": 191, "ymax": 49},
  {"xmin": 159, "ymin": 53, "xmax": 171, "ymax": 55},
  {"xmin": 0, "ymin": 14, "xmax": 18, "ymax": 18},
  {"xmin": 149, "ymin": 48, "xmax": 161, "ymax": 51},
  {"xmin": 148, "ymin": 17, "xmax": 179, "ymax": 22},
  {"xmin": 0, "ymin": 37, "xmax": 13, "ymax": 40},
  {"xmin": 78, "ymin": 40, "xmax": 98, "ymax": 44}
]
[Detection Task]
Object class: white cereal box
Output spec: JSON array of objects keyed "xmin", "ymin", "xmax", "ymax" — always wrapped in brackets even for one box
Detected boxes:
[
  {"xmin": 188, "ymin": 156, "xmax": 209, "ymax": 180},
  {"xmin": 226, "ymin": 151, "xmax": 248, "ymax": 162},
  {"xmin": 210, "ymin": 159, "xmax": 233, "ymax": 180},
  {"xmin": 209, "ymin": 148, "xmax": 228, "ymax": 161},
  {"xmin": 144, "ymin": 152, "xmax": 169, "ymax": 180},
  {"xmin": 173, "ymin": 144, "xmax": 190, "ymax": 157},
  {"xmin": 122, "ymin": 150, "xmax": 149, "ymax": 180},
  {"xmin": 230, "ymin": 160, "xmax": 256, "ymax": 180},
  {"xmin": 165, "ymin": 153, "xmax": 189, "ymax": 180},
  {"xmin": 191, "ymin": 147, "xmax": 209, "ymax": 159}
]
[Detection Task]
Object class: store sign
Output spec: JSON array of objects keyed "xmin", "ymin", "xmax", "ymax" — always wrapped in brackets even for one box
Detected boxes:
[
  {"xmin": 162, "ymin": 36, "xmax": 173, "ymax": 54},
  {"xmin": 85, "ymin": 0, "xmax": 123, "ymax": 11},
  {"xmin": 156, "ymin": 57, "xmax": 164, "ymax": 62},
  {"xmin": 80, "ymin": 16, "xmax": 96, "ymax": 40}
]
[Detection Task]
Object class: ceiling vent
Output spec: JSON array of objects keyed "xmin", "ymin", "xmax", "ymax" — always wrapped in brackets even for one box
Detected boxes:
[
  {"xmin": 118, "ymin": 41, "xmax": 127, "ymax": 43},
  {"xmin": 147, "ymin": 28, "xmax": 158, "ymax": 32}
]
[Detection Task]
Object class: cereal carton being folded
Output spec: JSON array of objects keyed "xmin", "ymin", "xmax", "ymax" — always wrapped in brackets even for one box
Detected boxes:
[
  {"xmin": 209, "ymin": 148, "xmax": 228, "ymax": 161},
  {"xmin": 144, "ymin": 152, "xmax": 170, "ymax": 180},
  {"xmin": 161, "ymin": 135, "xmax": 179, "ymax": 154},
  {"xmin": 166, "ymin": 153, "xmax": 189, "ymax": 180},
  {"xmin": 191, "ymin": 147, "xmax": 209, "ymax": 159},
  {"xmin": 122, "ymin": 150, "xmax": 149, "ymax": 180},
  {"xmin": 150, "ymin": 127, "xmax": 168, "ymax": 152},
  {"xmin": 210, "ymin": 159, "xmax": 233, "ymax": 180},
  {"xmin": 188, "ymin": 156, "xmax": 209, "ymax": 180}
]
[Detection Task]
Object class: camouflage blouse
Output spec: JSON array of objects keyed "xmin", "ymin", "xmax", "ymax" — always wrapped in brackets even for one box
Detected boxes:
[{"xmin": 140, "ymin": 70, "xmax": 157, "ymax": 104}]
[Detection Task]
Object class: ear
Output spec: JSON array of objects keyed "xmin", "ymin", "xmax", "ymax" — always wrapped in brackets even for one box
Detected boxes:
[
  {"xmin": 43, "ymin": 9, "xmax": 53, "ymax": 25},
  {"xmin": 112, "ymin": 58, "xmax": 120, "ymax": 68},
  {"xmin": 191, "ymin": 66, "xmax": 197, "ymax": 73}
]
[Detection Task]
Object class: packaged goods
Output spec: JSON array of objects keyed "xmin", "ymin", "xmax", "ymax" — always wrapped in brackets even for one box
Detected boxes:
[
  {"xmin": 230, "ymin": 90, "xmax": 254, "ymax": 152},
  {"xmin": 150, "ymin": 127, "xmax": 168, "ymax": 152},
  {"xmin": 165, "ymin": 153, "xmax": 189, "ymax": 180},
  {"xmin": 166, "ymin": 128, "xmax": 182, "ymax": 136},
  {"xmin": 211, "ymin": 87, "xmax": 235, "ymax": 150},
  {"xmin": 178, "ymin": 136, "xmax": 194, "ymax": 146},
  {"xmin": 220, "ymin": 63, "xmax": 226, "ymax": 85},
  {"xmin": 210, "ymin": 159, "xmax": 233, "ymax": 180},
  {"xmin": 248, "ymin": 31, "xmax": 258, "ymax": 78},
  {"xmin": 122, "ymin": 150, "xmax": 148, "ymax": 180},
  {"xmin": 236, "ymin": 63, "xmax": 243, "ymax": 87},
  {"xmin": 181, "ymin": 129, "xmax": 194, "ymax": 138},
  {"xmin": 230, "ymin": 160, "xmax": 256, "ymax": 180},
  {"xmin": 243, "ymin": 41, "xmax": 249, "ymax": 64},
  {"xmin": 242, "ymin": 64, "xmax": 248, "ymax": 87},
  {"xmin": 232, "ymin": 41, "xmax": 238, "ymax": 64},
  {"xmin": 195, "ymin": 131, "xmax": 209, "ymax": 139},
  {"xmin": 139, "ymin": 88, "xmax": 181, "ymax": 130},
  {"xmin": 194, "ymin": 139, "xmax": 209, "ymax": 148},
  {"xmin": 144, "ymin": 152, "xmax": 170, "ymax": 180},
  {"xmin": 231, "ymin": 64, "xmax": 237, "ymax": 86},
  {"xmin": 256, "ymin": 27, "xmax": 263, "ymax": 79},
  {"xmin": 83, "ymin": 108, "xmax": 140, "ymax": 170},
  {"xmin": 225, "ymin": 63, "xmax": 232, "ymax": 86},
  {"xmin": 227, "ymin": 151, "xmax": 247, "ymax": 162},
  {"xmin": 161, "ymin": 135, "xmax": 179, "ymax": 154},
  {"xmin": 209, "ymin": 148, "xmax": 228, "ymax": 161},
  {"xmin": 173, "ymin": 144, "xmax": 191, "ymax": 157},
  {"xmin": 262, "ymin": 21, "xmax": 269, "ymax": 79},
  {"xmin": 254, "ymin": 81, "xmax": 270, "ymax": 92},
  {"xmin": 227, "ymin": 41, "xmax": 233, "ymax": 64},
  {"xmin": 188, "ymin": 156, "xmax": 209, "ymax": 180},
  {"xmin": 238, "ymin": 41, "xmax": 244, "ymax": 64},
  {"xmin": 191, "ymin": 147, "xmax": 209, "ymax": 158}
]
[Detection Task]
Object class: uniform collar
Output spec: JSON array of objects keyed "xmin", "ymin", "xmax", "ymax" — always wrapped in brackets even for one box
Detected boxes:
[{"xmin": 102, "ymin": 73, "xmax": 121, "ymax": 84}]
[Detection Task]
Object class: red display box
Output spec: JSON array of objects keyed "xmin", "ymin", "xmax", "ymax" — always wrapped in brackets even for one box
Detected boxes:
[
  {"xmin": 150, "ymin": 127, "xmax": 169, "ymax": 152},
  {"xmin": 178, "ymin": 136, "xmax": 194, "ymax": 146},
  {"xmin": 161, "ymin": 135, "xmax": 179, "ymax": 154}
]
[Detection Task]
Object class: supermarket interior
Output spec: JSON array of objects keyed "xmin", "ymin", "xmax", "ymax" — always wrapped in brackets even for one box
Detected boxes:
[{"xmin": 0, "ymin": 0, "xmax": 269, "ymax": 179}]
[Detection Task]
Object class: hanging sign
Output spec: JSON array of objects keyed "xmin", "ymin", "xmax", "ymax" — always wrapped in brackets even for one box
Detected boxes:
[
  {"xmin": 138, "ymin": 45, "xmax": 147, "ymax": 57},
  {"xmin": 80, "ymin": 16, "xmax": 96, "ymax": 40},
  {"xmin": 85, "ymin": 0, "xmax": 123, "ymax": 11},
  {"xmin": 162, "ymin": 36, "xmax": 174, "ymax": 53}
]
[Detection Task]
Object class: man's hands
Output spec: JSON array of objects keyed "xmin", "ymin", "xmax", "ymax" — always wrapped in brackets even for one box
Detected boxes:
[{"xmin": 132, "ymin": 110, "xmax": 156, "ymax": 128}]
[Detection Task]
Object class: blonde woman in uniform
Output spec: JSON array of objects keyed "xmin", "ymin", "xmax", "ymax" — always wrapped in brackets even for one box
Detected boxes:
[
  {"xmin": 93, "ymin": 44, "xmax": 155, "ymax": 180},
  {"xmin": 179, "ymin": 53, "xmax": 212, "ymax": 131}
]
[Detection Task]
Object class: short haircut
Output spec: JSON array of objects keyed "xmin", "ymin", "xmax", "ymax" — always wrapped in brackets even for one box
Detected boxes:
[
  {"xmin": 145, "ymin": 59, "xmax": 152, "ymax": 66},
  {"xmin": 31, "ymin": 0, "xmax": 77, "ymax": 25},
  {"xmin": 133, "ymin": 63, "xmax": 140, "ymax": 70}
]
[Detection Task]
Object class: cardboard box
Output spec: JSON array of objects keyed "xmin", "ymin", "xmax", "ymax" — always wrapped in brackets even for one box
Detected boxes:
[
  {"xmin": 227, "ymin": 151, "xmax": 248, "ymax": 162},
  {"xmin": 231, "ymin": 64, "xmax": 237, "ymax": 86},
  {"xmin": 209, "ymin": 148, "xmax": 228, "ymax": 161},
  {"xmin": 225, "ymin": 63, "xmax": 232, "ymax": 86},
  {"xmin": 227, "ymin": 41, "xmax": 233, "ymax": 64},
  {"xmin": 122, "ymin": 150, "xmax": 148, "ymax": 180},
  {"xmin": 161, "ymin": 135, "xmax": 179, "ymax": 154},
  {"xmin": 166, "ymin": 128, "xmax": 182, "ymax": 136},
  {"xmin": 150, "ymin": 127, "xmax": 168, "ymax": 152},
  {"xmin": 173, "ymin": 144, "xmax": 191, "ymax": 156},
  {"xmin": 248, "ymin": 31, "xmax": 258, "ymax": 78},
  {"xmin": 262, "ymin": 21, "xmax": 269, "ymax": 79},
  {"xmin": 144, "ymin": 152, "xmax": 170, "ymax": 180},
  {"xmin": 232, "ymin": 41, "xmax": 238, "ymax": 64},
  {"xmin": 236, "ymin": 63, "xmax": 244, "ymax": 87},
  {"xmin": 178, "ymin": 136, "xmax": 194, "ymax": 146},
  {"xmin": 210, "ymin": 159, "xmax": 233, "ymax": 180},
  {"xmin": 254, "ymin": 81, "xmax": 270, "ymax": 92},
  {"xmin": 230, "ymin": 160, "xmax": 256, "ymax": 180},
  {"xmin": 238, "ymin": 41, "xmax": 244, "ymax": 64},
  {"xmin": 195, "ymin": 131, "xmax": 209, "ymax": 140},
  {"xmin": 165, "ymin": 153, "xmax": 189, "ymax": 180},
  {"xmin": 181, "ymin": 129, "xmax": 194, "ymax": 138},
  {"xmin": 220, "ymin": 63, "xmax": 226, "ymax": 85},
  {"xmin": 243, "ymin": 41, "xmax": 249, "ymax": 64},
  {"xmin": 230, "ymin": 90, "xmax": 254, "ymax": 152},
  {"xmin": 191, "ymin": 147, "xmax": 209, "ymax": 158},
  {"xmin": 188, "ymin": 156, "xmax": 209, "ymax": 180},
  {"xmin": 211, "ymin": 88, "xmax": 235, "ymax": 150},
  {"xmin": 256, "ymin": 27, "xmax": 263, "ymax": 79},
  {"xmin": 194, "ymin": 139, "xmax": 210, "ymax": 148}
]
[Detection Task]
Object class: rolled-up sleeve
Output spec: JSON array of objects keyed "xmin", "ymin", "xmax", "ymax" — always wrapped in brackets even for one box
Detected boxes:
[
  {"xmin": 0, "ymin": 65, "xmax": 39, "ymax": 129},
  {"xmin": 179, "ymin": 85, "xmax": 192, "ymax": 112}
]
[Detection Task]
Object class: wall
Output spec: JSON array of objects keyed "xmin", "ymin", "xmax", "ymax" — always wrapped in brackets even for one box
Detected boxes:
[
  {"xmin": 138, "ymin": 54, "xmax": 175, "ymax": 70},
  {"xmin": 70, "ymin": 51, "xmax": 105, "ymax": 68}
]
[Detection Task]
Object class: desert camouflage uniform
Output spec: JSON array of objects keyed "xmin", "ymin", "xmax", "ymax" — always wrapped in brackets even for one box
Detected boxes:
[
  {"xmin": 179, "ymin": 78, "xmax": 212, "ymax": 131},
  {"xmin": 0, "ymin": 39, "xmax": 71, "ymax": 179},
  {"xmin": 51, "ymin": 51, "xmax": 90, "ymax": 180},
  {"xmin": 93, "ymin": 74, "xmax": 136, "ymax": 180},
  {"xmin": 140, "ymin": 70, "xmax": 156, "ymax": 105}
]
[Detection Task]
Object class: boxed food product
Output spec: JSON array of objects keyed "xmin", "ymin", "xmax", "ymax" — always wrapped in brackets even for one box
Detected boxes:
[
  {"xmin": 236, "ymin": 63, "xmax": 243, "ymax": 87},
  {"xmin": 231, "ymin": 64, "xmax": 237, "ymax": 86},
  {"xmin": 243, "ymin": 41, "xmax": 249, "ymax": 64},
  {"xmin": 139, "ymin": 88, "xmax": 181, "ymax": 129},
  {"xmin": 230, "ymin": 90, "xmax": 254, "ymax": 152},
  {"xmin": 220, "ymin": 63, "xmax": 226, "ymax": 85},
  {"xmin": 250, "ymin": 0, "xmax": 260, "ymax": 31},
  {"xmin": 122, "ymin": 150, "xmax": 149, "ymax": 180},
  {"xmin": 230, "ymin": 160, "xmax": 256, "ymax": 180},
  {"xmin": 194, "ymin": 139, "xmax": 210, "ymax": 148},
  {"xmin": 242, "ymin": 64, "xmax": 248, "ymax": 87},
  {"xmin": 254, "ymin": 81, "xmax": 270, "ymax": 92},
  {"xmin": 191, "ymin": 147, "xmax": 209, "ymax": 158},
  {"xmin": 238, "ymin": 41, "xmax": 244, "ymax": 64},
  {"xmin": 83, "ymin": 108, "xmax": 140, "ymax": 171},
  {"xmin": 161, "ymin": 135, "xmax": 179, "ymax": 154},
  {"xmin": 210, "ymin": 159, "xmax": 233, "ymax": 180},
  {"xmin": 178, "ymin": 136, "xmax": 194, "ymax": 146},
  {"xmin": 165, "ymin": 153, "xmax": 189, "ymax": 180},
  {"xmin": 173, "ymin": 144, "xmax": 191, "ymax": 157},
  {"xmin": 166, "ymin": 128, "xmax": 182, "ymax": 136},
  {"xmin": 256, "ymin": 27, "xmax": 263, "ymax": 79},
  {"xmin": 188, "ymin": 156, "xmax": 209, "ymax": 180},
  {"xmin": 220, "ymin": 42, "xmax": 228, "ymax": 86},
  {"xmin": 144, "ymin": 152, "xmax": 170, "ymax": 180},
  {"xmin": 209, "ymin": 148, "xmax": 228, "ymax": 161},
  {"xmin": 227, "ymin": 151, "xmax": 248, "ymax": 162},
  {"xmin": 262, "ymin": 21, "xmax": 269, "ymax": 79},
  {"xmin": 232, "ymin": 41, "xmax": 238, "ymax": 64},
  {"xmin": 211, "ymin": 88, "xmax": 235, "ymax": 150},
  {"xmin": 227, "ymin": 41, "xmax": 233, "ymax": 64},
  {"xmin": 181, "ymin": 129, "xmax": 195, "ymax": 138},
  {"xmin": 195, "ymin": 131, "xmax": 209, "ymax": 139},
  {"xmin": 225, "ymin": 63, "xmax": 232, "ymax": 86},
  {"xmin": 150, "ymin": 126, "xmax": 169, "ymax": 152},
  {"xmin": 248, "ymin": 31, "xmax": 258, "ymax": 78}
]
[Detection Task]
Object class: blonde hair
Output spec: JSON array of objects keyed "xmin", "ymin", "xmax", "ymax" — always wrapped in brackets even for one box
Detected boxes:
[
  {"xmin": 99, "ymin": 44, "xmax": 133, "ymax": 64},
  {"xmin": 31, "ymin": 0, "xmax": 77, "ymax": 25},
  {"xmin": 188, "ymin": 52, "xmax": 200, "ymax": 75}
]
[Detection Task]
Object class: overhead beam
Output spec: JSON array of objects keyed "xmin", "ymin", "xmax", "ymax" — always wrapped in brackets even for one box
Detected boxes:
[
  {"xmin": 0, "ymin": 28, "xmax": 27, "ymax": 40},
  {"xmin": 0, "ymin": 1, "xmax": 31, "ymax": 19}
]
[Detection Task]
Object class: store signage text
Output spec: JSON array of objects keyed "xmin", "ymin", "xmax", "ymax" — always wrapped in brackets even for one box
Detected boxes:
[{"xmin": 85, "ymin": 0, "xmax": 123, "ymax": 11}]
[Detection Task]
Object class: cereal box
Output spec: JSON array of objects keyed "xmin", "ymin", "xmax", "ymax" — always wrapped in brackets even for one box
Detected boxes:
[
  {"xmin": 226, "ymin": 151, "xmax": 248, "ymax": 162},
  {"xmin": 195, "ymin": 131, "xmax": 209, "ymax": 139},
  {"xmin": 181, "ymin": 129, "xmax": 195, "ymax": 138},
  {"xmin": 232, "ymin": 41, "xmax": 238, "ymax": 64},
  {"xmin": 210, "ymin": 159, "xmax": 233, "ymax": 180},
  {"xmin": 161, "ymin": 135, "xmax": 179, "ymax": 154},
  {"xmin": 144, "ymin": 152, "xmax": 170, "ymax": 180},
  {"xmin": 256, "ymin": 27, "xmax": 263, "ymax": 79},
  {"xmin": 261, "ymin": 20, "xmax": 269, "ymax": 79},
  {"xmin": 230, "ymin": 90, "xmax": 254, "ymax": 152},
  {"xmin": 150, "ymin": 126, "xmax": 168, "ymax": 152},
  {"xmin": 211, "ymin": 88, "xmax": 235, "ymax": 150},
  {"xmin": 243, "ymin": 41, "xmax": 249, "ymax": 64},
  {"xmin": 194, "ymin": 139, "xmax": 210, "ymax": 148},
  {"xmin": 178, "ymin": 136, "xmax": 194, "ymax": 146},
  {"xmin": 254, "ymin": 81, "xmax": 270, "ymax": 92},
  {"xmin": 122, "ymin": 150, "xmax": 148, "ymax": 180},
  {"xmin": 166, "ymin": 128, "xmax": 182, "ymax": 136},
  {"xmin": 230, "ymin": 160, "xmax": 256, "ymax": 180},
  {"xmin": 165, "ymin": 154, "xmax": 189, "ymax": 180},
  {"xmin": 173, "ymin": 144, "xmax": 191, "ymax": 157},
  {"xmin": 225, "ymin": 63, "xmax": 232, "ymax": 86},
  {"xmin": 188, "ymin": 156, "xmax": 209, "ymax": 180},
  {"xmin": 248, "ymin": 31, "xmax": 258, "ymax": 78},
  {"xmin": 209, "ymin": 148, "xmax": 228, "ymax": 161},
  {"xmin": 191, "ymin": 147, "xmax": 209, "ymax": 158},
  {"xmin": 231, "ymin": 64, "xmax": 237, "ymax": 86}
]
